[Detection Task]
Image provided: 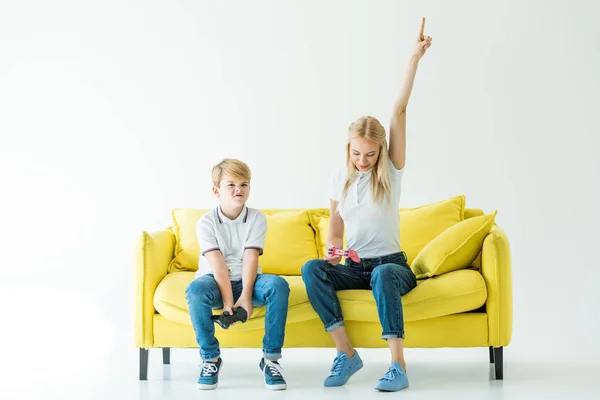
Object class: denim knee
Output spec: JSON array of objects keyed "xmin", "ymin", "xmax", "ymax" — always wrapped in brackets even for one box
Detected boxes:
[
  {"xmin": 269, "ymin": 275, "xmax": 290, "ymax": 297},
  {"xmin": 370, "ymin": 263, "xmax": 397, "ymax": 285},
  {"xmin": 301, "ymin": 259, "xmax": 326, "ymax": 282},
  {"xmin": 371, "ymin": 264, "xmax": 415, "ymax": 288},
  {"xmin": 185, "ymin": 277, "xmax": 216, "ymax": 305}
]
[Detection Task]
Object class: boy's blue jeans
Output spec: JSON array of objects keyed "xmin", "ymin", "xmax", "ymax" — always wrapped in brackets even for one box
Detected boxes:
[
  {"xmin": 185, "ymin": 273, "xmax": 290, "ymax": 361},
  {"xmin": 301, "ymin": 252, "xmax": 417, "ymax": 339}
]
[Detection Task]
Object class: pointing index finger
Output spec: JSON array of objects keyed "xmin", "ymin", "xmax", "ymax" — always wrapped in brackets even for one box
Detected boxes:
[{"xmin": 419, "ymin": 17, "xmax": 426, "ymax": 40}]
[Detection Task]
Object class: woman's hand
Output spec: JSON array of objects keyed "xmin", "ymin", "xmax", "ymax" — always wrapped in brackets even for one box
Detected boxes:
[
  {"xmin": 413, "ymin": 17, "xmax": 432, "ymax": 60},
  {"xmin": 325, "ymin": 246, "xmax": 343, "ymax": 266}
]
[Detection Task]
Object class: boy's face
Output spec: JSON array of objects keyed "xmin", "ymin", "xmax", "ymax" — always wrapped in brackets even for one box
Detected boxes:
[{"xmin": 213, "ymin": 174, "xmax": 250, "ymax": 207}]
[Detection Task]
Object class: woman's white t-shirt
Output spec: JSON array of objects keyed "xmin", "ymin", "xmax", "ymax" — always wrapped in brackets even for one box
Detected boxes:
[{"xmin": 328, "ymin": 158, "xmax": 404, "ymax": 259}]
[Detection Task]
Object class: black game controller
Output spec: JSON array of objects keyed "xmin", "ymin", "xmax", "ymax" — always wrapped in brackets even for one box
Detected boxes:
[{"xmin": 211, "ymin": 307, "xmax": 248, "ymax": 329}]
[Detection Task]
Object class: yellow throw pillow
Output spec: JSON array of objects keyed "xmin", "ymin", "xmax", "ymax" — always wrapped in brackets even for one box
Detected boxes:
[
  {"xmin": 307, "ymin": 209, "xmax": 329, "ymax": 258},
  {"xmin": 307, "ymin": 209, "xmax": 348, "ymax": 259},
  {"xmin": 411, "ymin": 211, "xmax": 498, "ymax": 279},
  {"xmin": 169, "ymin": 208, "xmax": 209, "ymax": 272},
  {"xmin": 260, "ymin": 210, "xmax": 319, "ymax": 275},
  {"xmin": 400, "ymin": 195, "xmax": 466, "ymax": 265}
]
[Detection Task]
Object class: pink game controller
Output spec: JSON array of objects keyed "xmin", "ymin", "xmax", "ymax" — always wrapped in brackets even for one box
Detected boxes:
[{"xmin": 327, "ymin": 247, "xmax": 361, "ymax": 263}]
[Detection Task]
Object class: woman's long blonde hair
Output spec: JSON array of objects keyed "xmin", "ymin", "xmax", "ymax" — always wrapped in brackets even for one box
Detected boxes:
[{"xmin": 340, "ymin": 116, "xmax": 392, "ymax": 207}]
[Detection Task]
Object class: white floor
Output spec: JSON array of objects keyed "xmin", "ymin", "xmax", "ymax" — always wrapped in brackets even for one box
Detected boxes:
[{"xmin": 3, "ymin": 346, "xmax": 599, "ymax": 399}]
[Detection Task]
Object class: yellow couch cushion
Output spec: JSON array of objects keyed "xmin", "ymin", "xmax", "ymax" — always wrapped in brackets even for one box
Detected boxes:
[
  {"xmin": 154, "ymin": 272, "xmax": 310, "ymax": 327},
  {"xmin": 307, "ymin": 196, "xmax": 465, "ymax": 265},
  {"xmin": 308, "ymin": 208, "xmax": 346, "ymax": 259},
  {"xmin": 338, "ymin": 269, "xmax": 487, "ymax": 323},
  {"xmin": 260, "ymin": 210, "xmax": 319, "ymax": 275},
  {"xmin": 169, "ymin": 208, "xmax": 208, "ymax": 272},
  {"xmin": 155, "ymin": 269, "xmax": 486, "ymax": 328},
  {"xmin": 399, "ymin": 195, "xmax": 465, "ymax": 265},
  {"xmin": 411, "ymin": 211, "xmax": 498, "ymax": 279},
  {"xmin": 464, "ymin": 208, "xmax": 485, "ymax": 269},
  {"xmin": 465, "ymin": 208, "xmax": 484, "ymax": 219},
  {"xmin": 168, "ymin": 208, "xmax": 319, "ymax": 275}
]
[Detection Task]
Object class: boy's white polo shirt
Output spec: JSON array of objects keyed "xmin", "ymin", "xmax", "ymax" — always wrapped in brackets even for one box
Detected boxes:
[
  {"xmin": 329, "ymin": 158, "xmax": 404, "ymax": 259},
  {"xmin": 195, "ymin": 205, "xmax": 267, "ymax": 281}
]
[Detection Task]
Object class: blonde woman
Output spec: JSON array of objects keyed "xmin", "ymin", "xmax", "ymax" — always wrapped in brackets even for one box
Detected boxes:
[{"xmin": 301, "ymin": 18, "xmax": 432, "ymax": 392}]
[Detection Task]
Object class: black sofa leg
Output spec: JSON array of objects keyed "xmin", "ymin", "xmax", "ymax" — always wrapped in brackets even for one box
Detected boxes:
[
  {"xmin": 489, "ymin": 346, "xmax": 494, "ymax": 363},
  {"xmin": 162, "ymin": 348, "xmax": 171, "ymax": 365},
  {"xmin": 140, "ymin": 348, "xmax": 149, "ymax": 380},
  {"xmin": 493, "ymin": 347, "xmax": 503, "ymax": 380}
]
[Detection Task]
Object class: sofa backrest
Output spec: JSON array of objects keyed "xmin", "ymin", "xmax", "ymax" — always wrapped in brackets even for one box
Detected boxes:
[{"xmin": 167, "ymin": 196, "xmax": 483, "ymax": 276}]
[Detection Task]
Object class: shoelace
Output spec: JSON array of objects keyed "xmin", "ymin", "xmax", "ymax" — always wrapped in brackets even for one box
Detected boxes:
[
  {"xmin": 330, "ymin": 355, "xmax": 347, "ymax": 375},
  {"xmin": 264, "ymin": 361, "xmax": 284, "ymax": 377},
  {"xmin": 381, "ymin": 366, "xmax": 401, "ymax": 382},
  {"xmin": 201, "ymin": 362, "xmax": 218, "ymax": 376}
]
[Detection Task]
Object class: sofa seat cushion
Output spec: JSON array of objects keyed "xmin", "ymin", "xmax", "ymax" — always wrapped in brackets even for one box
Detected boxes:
[
  {"xmin": 155, "ymin": 269, "xmax": 487, "ymax": 328},
  {"xmin": 154, "ymin": 273, "xmax": 310, "ymax": 327},
  {"xmin": 338, "ymin": 269, "xmax": 487, "ymax": 323}
]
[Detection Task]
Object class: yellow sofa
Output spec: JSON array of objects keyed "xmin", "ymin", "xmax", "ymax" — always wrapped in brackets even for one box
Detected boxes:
[{"xmin": 134, "ymin": 196, "xmax": 512, "ymax": 380}]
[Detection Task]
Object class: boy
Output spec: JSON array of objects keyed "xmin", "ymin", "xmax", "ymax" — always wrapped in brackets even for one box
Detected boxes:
[{"xmin": 185, "ymin": 158, "xmax": 290, "ymax": 390}]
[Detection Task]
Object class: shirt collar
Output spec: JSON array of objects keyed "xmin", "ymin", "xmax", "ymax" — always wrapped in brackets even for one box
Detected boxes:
[
  {"xmin": 356, "ymin": 169, "xmax": 372, "ymax": 180},
  {"xmin": 216, "ymin": 205, "xmax": 249, "ymax": 223}
]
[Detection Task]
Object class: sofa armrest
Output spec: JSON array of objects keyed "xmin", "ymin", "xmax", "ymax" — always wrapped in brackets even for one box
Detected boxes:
[
  {"xmin": 481, "ymin": 225, "xmax": 513, "ymax": 347},
  {"xmin": 134, "ymin": 229, "xmax": 175, "ymax": 348}
]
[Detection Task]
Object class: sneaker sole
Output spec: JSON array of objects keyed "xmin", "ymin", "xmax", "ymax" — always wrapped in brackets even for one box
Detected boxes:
[
  {"xmin": 265, "ymin": 383, "xmax": 287, "ymax": 390},
  {"xmin": 198, "ymin": 383, "xmax": 218, "ymax": 390},
  {"xmin": 374, "ymin": 384, "xmax": 409, "ymax": 392}
]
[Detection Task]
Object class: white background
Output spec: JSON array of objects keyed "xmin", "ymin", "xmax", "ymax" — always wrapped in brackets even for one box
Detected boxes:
[{"xmin": 1, "ymin": 0, "xmax": 599, "ymax": 389}]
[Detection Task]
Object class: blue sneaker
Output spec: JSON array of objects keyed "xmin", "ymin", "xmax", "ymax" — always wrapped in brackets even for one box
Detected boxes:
[
  {"xmin": 198, "ymin": 358, "xmax": 222, "ymax": 390},
  {"xmin": 374, "ymin": 362, "xmax": 409, "ymax": 392},
  {"xmin": 259, "ymin": 359, "xmax": 287, "ymax": 390},
  {"xmin": 324, "ymin": 351, "xmax": 363, "ymax": 387}
]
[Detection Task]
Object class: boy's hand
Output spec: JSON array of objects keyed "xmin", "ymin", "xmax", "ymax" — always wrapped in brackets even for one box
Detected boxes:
[
  {"xmin": 233, "ymin": 296, "xmax": 253, "ymax": 321},
  {"xmin": 222, "ymin": 303, "xmax": 234, "ymax": 316}
]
